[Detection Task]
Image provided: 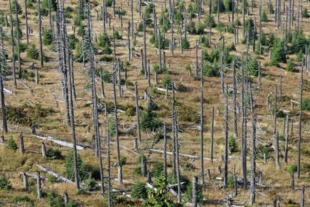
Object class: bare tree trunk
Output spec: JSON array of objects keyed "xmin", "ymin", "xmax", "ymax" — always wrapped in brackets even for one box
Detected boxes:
[
  {"xmin": 22, "ymin": 172, "xmax": 28, "ymax": 190},
  {"xmin": 24, "ymin": 0, "xmax": 29, "ymax": 44},
  {"xmin": 250, "ymin": 115, "xmax": 256, "ymax": 204},
  {"xmin": 143, "ymin": 20, "xmax": 147, "ymax": 78},
  {"xmin": 297, "ymin": 64, "xmax": 303, "ymax": 178},
  {"xmin": 41, "ymin": 142, "xmax": 46, "ymax": 158},
  {"xmin": 284, "ymin": 114, "xmax": 289, "ymax": 163},
  {"xmin": 175, "ymin": 121, "xmax": 181, "ymax": 203},
  {"xmin": 135, "ymin": 82, "xmax": 141, "ymax": 142},
  {"xmin": 113, "ymin": 76, "xmax": 122, "ymax": 184},
  {"xmin": 127, "ymin": 21, "xmax": 131, "ymax": 61},
  {"xmin": 0, "ymin": 54, "xmax": 7, "ymax": 133},
  {"xmin": 201, "ymin": 50, "xmax": 204, "ymax": 86},
  {"xmin": 107, "ymin": 125, "xmax": 112, "ymax": 207},
  {"xmin": 224, "ymin": 86, "xmax": 229, "ymax": 188},
  {"xmin": 8, "ymin": 0, "xmax": 16, "ymax": 88},
  {"xmin": 200, "ymin": 90, "xmax": 204, "ymax": 185},
  {"xmin": 163, "ymin": 122, "xmax": 167, "ymax": 180},
  {"xmin": 38, "ymin": 0, "xmax": 43, "ymax": 67},
  {"xmin": 37, "ymin": 171, "xmax": 42, "ymax": 198},
  {"xmin": 15, "ymin": 0, "xmax": 21, "ymax": 78},
  {"xmin": 233, "ymin": 61, "xmax": 237, "ymax": 137},
  {"xmin": 172, "ymin": 87, "xmax": 176, "ymax": 182},
  {"xmin": 192, "ymin": 176, "xmax": 198, "ymax": 207},
  {"xmin": 195, "ymin": 41, "xmax": 198, "ymax": 78},
  {"xmin": 300, "ymin": 185, "xmax": 305, "ymax": 207},
  {"xmin": 19, "ymin": 132, "xmax": 24, "ymax": 154},
  {"xmin": 241, "ymin": 53, "xmax": 247, "ymax": 189},
  {"xmin": 210, "ymin": 107, "xmax": 214, "ymax": 163}
]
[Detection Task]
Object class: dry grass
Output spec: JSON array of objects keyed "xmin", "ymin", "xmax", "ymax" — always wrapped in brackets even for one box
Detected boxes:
[{"xmin": 0, "ymin": 0, "xmax": 309, "ymax": 206}]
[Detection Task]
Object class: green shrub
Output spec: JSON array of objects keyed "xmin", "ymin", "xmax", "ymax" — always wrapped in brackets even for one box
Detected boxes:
[
  {"xmin": 100, "ymin": 56, "xmax": 113, "ymax": 62},
  {"xmin": 133, "ymin": 165, "xmax": 142, "ymax": 175},
  {"xmin": 120, "ymin": 155, "xmax": 127, "ymax": 166},
  {"xmin": 43, "ymin": 29, "xmax": 54, "ymax": 45},
  {"xmin": 181, "ymin": 39, "xmax": 190, "ymax": 49},
  {"xmin": 140, "ymin": 108, "xmax": 162, "ymax": 131},
  {"xmin": 46, "ymin": 191, "xmax": 78, "ymax": 207},
  {"xmin": 13, "ymin": 27, "xmax": 22, "ymax": 39},
  {"xmin": 108, "ymin": 119, "xmax": 117, "ymax": 136},
  {"xmin": 11, "ymin": 0, "xmax": 22, "ymax": 15},
  {"xmin": 229, "ymin": 136, "xmax": 238, "ymax": 153},
  {"xmin": 102, "ymin": 43, "xmax": 112, "ymax": 54},
  {"xmin": 131, "ymin": 182, "xmax": 148, "ymax": 199},
  {"xmin": 287, "ymin": 164, "xmax": 297, "ymax": 173},
  {"xmin": 42, "ymin": 0, "xmax": 57, "ymax": 11},
  {"xmin": 26, "ymin": 44, "xmax": 39, "ymax": 60},
  {"xmin": 46, "ymin": 148, "xmax": 63, "ymax": 160},
  {"xmin": 152, "ymin": 162, "xmax": 164, "ymax": 178},
  {"xmin": 13, "ymin": 195, "xmax": 33, "ymax": 204},
  {"xmin": 302, "ymin": 8, "xmax": 309, "ymax": 18},
  {"xmin": 0, "ymin": 175, "xmax": 12, "ymax": 190},
  {"xmin": 296, "ymin": 50, "xmax": 304, "ymax": 62},
  {"xmin": 286, "ymin": 59, "xmax": 294, "ymax": 72},
  {"xmin": 113, "ymin": 30, "xmax": 122, "ymax": 40},
  {"xmin": 185, "ymin": 181, "xmax": 203, "ymax": 204},
  {"xmin": 302, "ymin": 99, "xmax": 310, "ymax": 111},
  {"xmin": 6, "ymin": 136, "xmax": 17, "ymax": 151},
  {"xmin": 167, "ymin": 172, "xmax": 190, "ymax": 192},
  {"xmin": 48, "ymin": 175, "xmax": 57, "ymax": 183},
  {"xmin": 64, "ymin": 150, "xmax": 87, "ymax": 181},
  {"xmin": 84, "ymin": 177, "xmax": 97, "ymax": 191},
  {"xmin": 162, "ymin": 74, "xmax": 172, "ymax": 90},
  {"xmin": 248, "ymin": 58, "xmax": 259, "ymax": 76},
  {"xmin": 261, "ymin": 10, "xmax": 268, "ymax": 22},
  {"xmin": 98, "ymin": 33, "xmax": 111, "ymax": 47},
  {"xmin": 228, "ymin": 175, "xmax": 235, "ymax": 187},
  {"xmin": 271, "ymin": 40, "xmax": 286, "ymax": 65},
  {"xmin": 205, "ymin": 14, "xmax": 216, "ymax": 28}
]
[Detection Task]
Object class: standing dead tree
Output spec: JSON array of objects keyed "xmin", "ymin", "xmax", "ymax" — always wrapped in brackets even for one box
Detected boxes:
[
  {"xmin": 200, "ymin": 90, "xmax": 204, "ymax": 185},
  {"xmin": 0, "ymin": 28, "xmax": 7, "ymax": 133},
  {"xmin": 297, "ymin": 63, "xmax": 303, "ymax": 178},
  {"xmin": 8, "ymin": 0, "xmax": 16, "ymax": 88},
  {"xmin": 135, "ymin": 82, "xmax": 141, "ymax": 142},
  {"xmin": 250, "ymin": 115, "xmax": 256, "ymax": 204},
  {"xmin": 210, "ymin": 107, "xmax": 214, "ymax": 163},
  {"xmin": 15, "ymin": 0, "xmax": 21, "ymax": 78},
  {"xmin": 38, "ymin": 0, "xmax": 43, "ymax": 67},
  {"xmin": 224, "ymin": 85, "xmax": 229, "ymax": 188}
]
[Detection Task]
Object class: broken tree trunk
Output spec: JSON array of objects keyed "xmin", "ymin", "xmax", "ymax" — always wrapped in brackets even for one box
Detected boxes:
[
  {"xmin": 135, "ymin": 82, "xmax": 141, "ymax": 142},
  {"xmin": 20, "ymin": 132, "xmax": 24, "ymax": 154},
  {"xmin": 200, "ymin": 90, "xmax": 204, "ymax": 185},
  {"xmin": 37, "ymin": 171, "xmax": 42, "ymax": 198}
]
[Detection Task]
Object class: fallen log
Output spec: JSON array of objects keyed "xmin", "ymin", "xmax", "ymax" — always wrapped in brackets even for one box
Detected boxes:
[
  {"xmin": 20, "ymin": 172, "xmax": 47, "ymax": 181},
  {"xmin": 36, "ymin": 164, "xmax": 75, "ymax": 185},
  {"xmin": 33, "ymin": 135, "xmax": 85, "ymax": 150},
  {"xmin": 110, "ymin": 141, "xmax": 139, "ymax": 156}
]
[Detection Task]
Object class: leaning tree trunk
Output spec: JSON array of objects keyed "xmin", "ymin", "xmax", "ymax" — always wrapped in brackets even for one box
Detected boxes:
[{"xmin": 297, "ymin": 63, "xmax": 303, "ymax": 178}]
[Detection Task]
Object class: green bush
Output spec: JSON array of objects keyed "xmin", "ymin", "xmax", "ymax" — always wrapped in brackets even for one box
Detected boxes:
[
  {"xmin": 102, "ymin": 43, "xmax": 112, "ymax": 54},
  {"xmin": 100, "ymin": 56, "xmax": 113, "ymax": 62},
  {"xmin": 11, "ymin": 0, "xmax": 22, "ymax": 15},
  {"xmin": 228, "ymin": 175, "xmax": 235, "ymax": 187},
  {"xmin": 302, "ymin": 99, "xmax": 310, "ymax": 111},
  {"xmin": 271, "ymin": 40, "xmax": 286, "ymax": 65},
  {"xmin": 229, "ymin": 136, "xmax": 238, "ymax": 153},
  {"xmin": 302, "ymin": 8, "xmax": 309, "ymax": 18},
  {"xmin": 113, "ymin": 30, "xmax": 122, "ymax": 40},
  {"xmin": 162, "ymin": 74, "xmax": 172, "ymax": 90},
  {"xmin": 48, "ymin": 175, "xmax": 57, "ymax": 183},
  {"xmin": 185, "ymin": 181, "xmax": 203, "ymax": 204},
  {"xmin": 286, "ymin": 59, "xmax": 294, "ymax": 72},
  {"xmin": 6, "ymin": 136, "xmax": 17, "ymax": 151},
  {"xmin": 140, "ymin": 108, "xmax": 162, "ymax": 131},
  {"xmin": 26, "ymin": 44, "xmax": 39, "ymax": 60},
  {"xmin": 13, "ymin": 195, "xmax": 33, "ymax": 204},
  {"xmin": 108, "ymin": 119, "xmax": 117, "ymax": 136},
  {"xmin": 0, "ymin": 175, "xmax": 12, "ymax": 190},
  {"xmin": 296, "ymin": 50, "xmax": 304, "ymax": 62},
  {"xmin": 84, "ymin": 177, "xmax": 97, "ymax": 191},
  {"xmin": 131, "ymin": 182, "xmax": 148, "ymax": 199},
  {"xmin": 46, "ymin": 191, "xmax": 78, "ymax": 207},
  {"xmin": 120, "ymin": 155, "xmax": 127, "ymax": 166},
  {"xmin": 13, "ymin": 27, "xmax": 22, "ymax": 39},
  {"xmin": 42, "ymin": 0, "xmax": 57, "ymax": 11},
  {"xmin": 167, "ymin": 172, "xmax": 190, "ymax": 192},
  {"xmin": 64, "ymin": 150, "xmax": 87, "ymax": 181},
  {"xmin": 182, "ymin": 39, "xmax": 190, "ymax": 49},
  {"xmin": 262, "ymin": 10, "xmax": 268, "ymax": 22},
  {"xmin": 152, "ymin": 162, "xmax": 164, "ymax": 178},
  {"xmin": 287, "ymin": 164, "xmax": 297, "ymax": 173},
  {"xmin": 204, "ymin": 14, "xmax": 216, "ymax": 28},
  {"xmin": 248, "ymin": 58, "xmax": 259, "ymax": 76},
  {"xmin": 46, "ymin": 148, "xmax": 63, "ymax": 160},
  {"xmin": 224, "ymin": 0, "xmax": 233, "ymax": 11},
  {"xmin": 43, "ymin": 29, "xmax": 54, "ymax": 45}
]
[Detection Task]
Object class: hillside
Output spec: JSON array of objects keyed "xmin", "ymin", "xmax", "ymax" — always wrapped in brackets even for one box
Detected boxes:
[{"xmin": 0, "ymin": 0, "xmax": 310, "ymax": 206}]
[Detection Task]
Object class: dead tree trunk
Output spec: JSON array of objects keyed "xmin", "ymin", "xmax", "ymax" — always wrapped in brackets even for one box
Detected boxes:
[
  {"xmin": 37, "ymin": 171, "xmax": 42, "ymax": 198},
  {"xmin": 22, "ymin": 172, "xmax": 28, "ymax": 190},
  {"xmin": 284, "ymin": 114, "xmax": 289, "ymax": 163},
  {"xmin": 175, "ymin": 121, "xmax": 181, "ymax": 203},
  {"xmin": 210, "ymin": 107, "xmax": 214, "ymax": 163},
  {"xmin": 19, "ymin": 132, "xmax": 24, "ymax": 154},
  {"xmin": 15, "ymin": 0, "xmax": 21, "ymax": 78},
  {"xmin": 41, "ymin": 142, "xmax": 46, "ymax": 158},
  {"xmin": 107, "ymin": 124, "xmax": 112, "ymax": 207},
  {"xmin": 24, "ymin": 0, "xmax": 29, "ymax": 44},
  {"xmin": 224, "ymin": 86, "xmax": 229, "ymax": 188},
  {"xmin": 200, "ymin": 90, "xmax": 204, "ymax": 185},
  {"xmin": 297, "ymin": 64, "xmax": 303, "ymax": 178},
  {"xmin": 192, "ymin": 176, "xmax": 198, "ymax": 207},
  {"xmin": 195, "ymin": 41, "xmax": 198, "ymax": 78},
  {"xmin": 113, "ymin": 75, "xmax": 122, "ymax": 184},
  {"xmin": 163, "ymin": 122, "xmax": 167, "ymax": 180},
  {"xmin": 38, "ymin": 0, "xmax": 43, "ymax": 67},
  {"xmin": 250, "ymin": 115, "xmax": 256, "ymax": 205},
  {"xmin": 233, "ymin": 61, "xmax": 237, "ymax": 137},
  {"xmin": 8, "ymin": 0, "xmax": 16, "ymax": 88},
  {"xmin": 69, "ymin": 44, "xmax": 80, "ymax": 191},
  {"xmin": 135, "ymin": 82, "xmax": 141, "ymax": 142},
  {"xmin": 241, "ymin": 53, "xmax": 247, "ymax": 189},
  {"xmin": 0, "ymin": 55, "xmax": 7, "ymax": 133},
  {"xmin": 275, "ymin": 131, "xmax": 280, "ymax": 169},
  {"xmin": 300, "ymin": 185, "xmax": 305, "ymax": 207}
]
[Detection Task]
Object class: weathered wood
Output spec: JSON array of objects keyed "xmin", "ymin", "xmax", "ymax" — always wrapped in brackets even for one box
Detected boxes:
[
  {"xmin": 210, "ymin": 107, "xmax": 214, "ymax": 163},
  {"xmin": 36, "ymin": 164, "xmax": 75, "ymax": 184},
  {"xmin": 22, "ymin": 172, "xmax": 28, "ymax": 190},
  {"xmin": 250, "ymin": 115, "xmax": 257, "ymax": 204},
  {"xmin": 192, "ymin": 176, "xmax": 198, "ymax": 207},
  {"xmin": 34, "ymin": 135, "xmax": 85, "ymax": 150},
  {"xmin": 37, "ymin": 171, "xmax": 42, "ymax": 198},
  {"xmin": 224, "ymin": 85, "xmax": 229, "ymax": 188},
  {"xmin": 41, "ymin": 142, "xmax": 46, "ymax": 158},
  {"xmin": 297, "ymin": 64, "xmax": 303, "ymax": 178},
  {"xmin": 200, "ymin": 91, "xmax": 204, "ymax": 185},
  {"xmin": 19, "ymin": 132, "xmax": 24, "ymax": 154}
]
